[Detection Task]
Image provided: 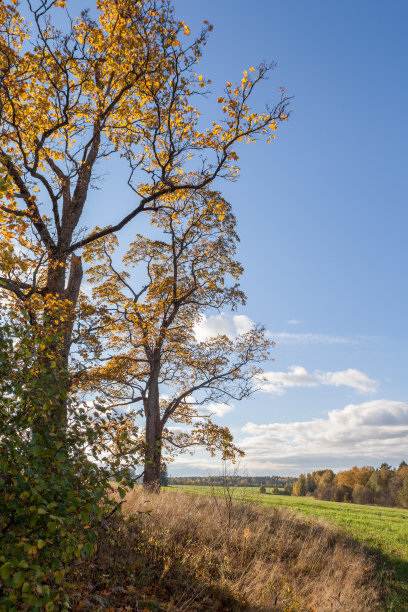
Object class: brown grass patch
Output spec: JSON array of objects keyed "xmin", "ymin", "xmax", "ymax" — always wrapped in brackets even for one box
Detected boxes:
[{"xmin": 69, "ymin": 488, "xmax": 382, "ymax": 611}]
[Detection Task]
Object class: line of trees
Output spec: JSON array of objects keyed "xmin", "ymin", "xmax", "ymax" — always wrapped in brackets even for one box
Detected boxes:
[
  {"xmin": 168, "ymin": 475, "xmax": 296, "ymax": 488},
  {"xmin": 292, "ymin": 462, "xmax": 408, "ymax": 507}
]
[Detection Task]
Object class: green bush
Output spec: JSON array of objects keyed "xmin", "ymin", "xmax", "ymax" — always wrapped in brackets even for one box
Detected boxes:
[{"xmin": 0, "ymin": 315, "xmax": 135, "ymax": 610}]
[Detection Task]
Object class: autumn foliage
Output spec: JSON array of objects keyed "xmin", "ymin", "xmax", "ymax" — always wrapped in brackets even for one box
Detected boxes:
[
  {"xmin": 292, "ymin": 463, "xmax": 408, "ymax": 507},
  {"xmin": 0, "ymin": 0, "xmax": 290, "ymax": 606},
  {"xmin": 0, "ymin": 0, "xmax": 288, "ymax": 477}
]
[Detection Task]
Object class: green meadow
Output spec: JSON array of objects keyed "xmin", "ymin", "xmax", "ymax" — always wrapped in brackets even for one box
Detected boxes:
[{"xmin": 166, "ymin": 485, "xmax": 408, "ymax": 609}]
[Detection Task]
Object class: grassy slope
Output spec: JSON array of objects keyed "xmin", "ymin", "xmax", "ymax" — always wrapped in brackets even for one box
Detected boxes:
[
  {"xmin": 119, "ymin": 488, "xmax": 381, "ymax": 611},
  {"xmin": 167, "ymin": 485, "xmax": 408, "ymax": 609}
]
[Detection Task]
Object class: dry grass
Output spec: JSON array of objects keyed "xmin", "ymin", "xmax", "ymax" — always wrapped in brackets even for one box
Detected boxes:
[{"xmin": 69, "ymin": 487, "xmax": 382, "ymax": 611}]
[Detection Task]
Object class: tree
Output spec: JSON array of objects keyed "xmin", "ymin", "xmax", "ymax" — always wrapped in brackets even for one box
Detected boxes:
[
  {"xmin": 292, "ymin": 474, "xmax": 306, "ymax": 496},
  {"xmin": 367, "ymin": 464, "xmax": 393, "ymax": 505},
  {"xmin": 0, "ymin": 0, "xmax": 290, "ymax": 432},
  {"xmin": 305, "ymin": 472, "xmax": 315, "ymax": 494},
  {"xmin": 283, "ymin": 482, "xmax": 292, "ymax": 495},
  {"xmin": 398, "ymin": 472, "xmax": 408, "ymax": 508},
  {"xmin": 83, "ymin": 189, "xmax": 273, "ymax": 488}
]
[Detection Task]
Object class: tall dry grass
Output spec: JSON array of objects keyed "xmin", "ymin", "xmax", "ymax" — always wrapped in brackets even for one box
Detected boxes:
[{"xmin": 70, "ymin": 487, "xmax": 382, "ymax": 611}]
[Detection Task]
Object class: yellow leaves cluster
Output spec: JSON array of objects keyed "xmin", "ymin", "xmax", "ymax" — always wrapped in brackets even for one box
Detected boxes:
[
  {"xmin": 0, "ymin": 0, "xmax": 289, "ymax": 331},
  {"xmin": 84, "ymin": 189, "xmax": 243, "ymax": 366},
  {"xmin": 0, "ymin": 227, "xmax": 14, "ymax": 241}
]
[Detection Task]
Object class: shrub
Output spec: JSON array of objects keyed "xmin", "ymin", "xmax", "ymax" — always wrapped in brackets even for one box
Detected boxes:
[{"xmin": 0, "ymin": 316, "xmax": 135, "ymax": 610}]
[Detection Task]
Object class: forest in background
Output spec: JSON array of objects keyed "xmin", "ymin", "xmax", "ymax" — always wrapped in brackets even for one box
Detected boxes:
[
  {"xmin": 168, "ymin": 475, "xmax": 296, "ymax": 488},
  {"xmin": 292, "ymin": 462, "xmax": 408, "ymax": 507},
  {"xmin": 170, "ymin": 463, "xmax": 408, "ymax": 509}
]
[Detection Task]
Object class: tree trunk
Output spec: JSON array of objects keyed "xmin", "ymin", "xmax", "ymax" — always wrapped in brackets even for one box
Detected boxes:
[
  {"xmin": 143, "ymin": 363, "xmax": 162, "ymax": 491},
  {"xmin": 38, "ymin": 254, "xmax": 83, "ymax": 433}
]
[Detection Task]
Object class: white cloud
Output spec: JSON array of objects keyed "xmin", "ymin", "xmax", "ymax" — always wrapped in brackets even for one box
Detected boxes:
[
  {"xmin": 234, "ymin": 315, "xmax": 254, "ymax": 334},
  {"xmin": 194, "ymin": 313, "xmax": 254, "ymax": 342},
  {"xmin": 316, "ymin": 369, "xmax": 378, "ymax": 393},
  {"xmin": 201, "ymin": 402, "xmax": 234, "ymax": 417},
  {"xmin": 259, "ymin": 366, "xmax": 316, "ymax": 394},
  {"xmin": 238, "ymin": 399, "xmax": 408, "ymax": 472},
  {"xmin": 287, "ymin": 319, "xmax": 301, "ymax": 325},
  {"xmin": 267, "ymin": 331, "xmax": 356, "ymax": 345},
  {"xmin": 259, "ymin": 365, "xmax": 378, "ymax": 395}
]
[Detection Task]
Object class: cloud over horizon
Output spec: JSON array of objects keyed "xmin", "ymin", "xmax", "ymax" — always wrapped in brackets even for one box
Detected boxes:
[
  {"xmin": 238, "ymin": 399, "xmax": 408, "ymax": 471},
  {"xmin": 169, "ymin": 399, "xmax": 408, "ymax": 476},
  {"xmin": 171, "ymin": 313, "xmax": 400, "ymax": 477}
]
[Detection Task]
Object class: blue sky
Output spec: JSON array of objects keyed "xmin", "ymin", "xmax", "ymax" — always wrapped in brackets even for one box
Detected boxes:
[
  {"xmin": 65, "ymin": 0, "xmax": 408, "ymax": 475},
  {"xmin": 162, "ymin": 0, "xmax": 408, "ymax": 476}
]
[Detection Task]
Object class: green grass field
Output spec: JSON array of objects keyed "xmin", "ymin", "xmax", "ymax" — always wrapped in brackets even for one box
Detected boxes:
[{"xmin": 166, "ymin": 485, "xmax": 408, "ymax": 609}]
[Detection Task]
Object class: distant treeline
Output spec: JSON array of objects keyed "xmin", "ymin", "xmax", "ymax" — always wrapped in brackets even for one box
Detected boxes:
[
  {"xmin": 292, "ymin": 462, "xmax": 408, "ymax": 507},
  {"xmin": 168, "ymin": 475, "xmax": 297, "ymax": 488}
]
